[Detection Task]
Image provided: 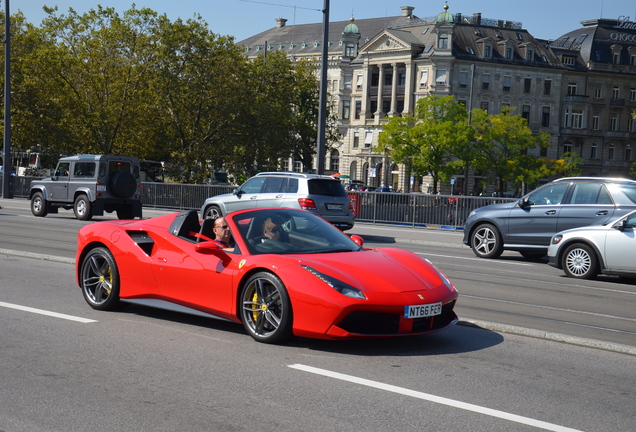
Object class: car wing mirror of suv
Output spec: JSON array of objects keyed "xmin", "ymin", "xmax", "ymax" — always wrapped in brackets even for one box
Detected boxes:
[
  {"xmin": 233, "ymin": 188, "xmax": 243, "ymax": 195},
  {"xmin": 518, "ymin": 197, "xmax": 531, "ymax": 209}
]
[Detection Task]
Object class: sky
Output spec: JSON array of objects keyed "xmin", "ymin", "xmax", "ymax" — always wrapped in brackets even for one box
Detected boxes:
[{"xmin": 12, "ymin": 0, "xmax": 636, "ymax": 42}]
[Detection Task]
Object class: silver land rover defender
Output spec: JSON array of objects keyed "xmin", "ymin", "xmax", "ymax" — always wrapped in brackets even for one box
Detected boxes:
[{"xmin": 30, "ymin": 154, "xmax": 143, "ymax": 220}]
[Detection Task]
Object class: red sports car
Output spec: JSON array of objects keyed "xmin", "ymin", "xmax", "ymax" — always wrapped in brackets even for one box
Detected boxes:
[{"xmin": 76, "ymin": 208, "xmax": 459, "ymax": 343}]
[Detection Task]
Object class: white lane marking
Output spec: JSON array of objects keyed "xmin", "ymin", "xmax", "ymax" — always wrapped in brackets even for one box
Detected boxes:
[
  {"xmin": 289, "ymin": 364, "xmax": 583, "ymax": 432},
  {"xmin": 417, "ymin": 252, "xmax": 535, "ymax": 266},
  {"xmin": 0, "ymin": 301, "xmax": 97, "ymax": 323}
]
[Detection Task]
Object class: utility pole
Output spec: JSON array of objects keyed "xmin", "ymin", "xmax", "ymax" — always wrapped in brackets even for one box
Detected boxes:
[
  {"xmin": 316, "ymin": 0, "xmax": 329, "ymax": 174},
  {"xmin": 2, "ymin": 0, "xmax": 12, "ymax": 198}
]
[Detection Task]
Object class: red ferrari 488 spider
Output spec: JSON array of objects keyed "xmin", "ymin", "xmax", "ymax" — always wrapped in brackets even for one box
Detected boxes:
[{"xmin": 76, "ymin": 208, "xmax": 459, "ymax": 343}]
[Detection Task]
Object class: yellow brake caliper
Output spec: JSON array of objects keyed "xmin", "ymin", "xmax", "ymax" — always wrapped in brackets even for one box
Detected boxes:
[{"xmin": 252, "ymin": 292, "xmax": 265, "ymax": 321}]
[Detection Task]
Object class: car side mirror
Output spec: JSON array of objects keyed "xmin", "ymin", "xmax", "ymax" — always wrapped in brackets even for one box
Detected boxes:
[
  {"xmin": 518, "ymin": 197, "xmax": 531, "ymax": 209},
  {"xmin": 614, "ymin": 219, "xmax": 628, "ymax": 231},
  {"xmin": 233, "ymin": 188, "xmax": 243, "ymax": 196},
  {"xmin": 349, "ymin": 234, "xmax": 364, "ymax": 247},
  {"xmin": 195, "ymin": 241, "xmax": 230, "ymax": 260}
]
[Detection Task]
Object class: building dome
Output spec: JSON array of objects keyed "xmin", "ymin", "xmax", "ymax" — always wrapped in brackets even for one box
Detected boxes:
[
  {"xmin": 343, "ymin": 17, "xmax": 360, "ymax": 35},
  {"xmin": 435, "ymin": 4, "xmax": 454, "ymax": 24}
]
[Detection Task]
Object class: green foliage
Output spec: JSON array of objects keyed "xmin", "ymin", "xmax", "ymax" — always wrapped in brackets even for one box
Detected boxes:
[
  {"xmin": 0, "ymin": 6, "xmax": 335, "ymax": 182},
  {"xmin": 377, "ymin": 95, "xmax": 472, "ymax": 192}
]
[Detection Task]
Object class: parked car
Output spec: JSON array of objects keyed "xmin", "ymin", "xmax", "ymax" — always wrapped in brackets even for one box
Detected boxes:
[
  {"xmin": 463, "ymin": 177, "xmax": 636, "ymax": 259},
  {"xmin": 76, "ymin": 207, "xmax": 459, "ymax": 344},
  {"xmin": 200, "ymin": 172, "xmax": 355, "ymax": 230},
  {"xmin": 30, "ymin": 154, "xmax": 143, "ymax": 220},
  {"xmin": 548, "ymin": 210, "xmax": 636, "ymax": 279}
]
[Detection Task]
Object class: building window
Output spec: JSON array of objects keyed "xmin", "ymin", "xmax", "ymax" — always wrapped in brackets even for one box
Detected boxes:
[
  {"xmin": 610, "ymin": 117, "xmax": 618, "ymax": 131},
  {"xmin": 564, "ymin": 143, "xmax": 573, "ymax": 154},
  {"xmin": 608, "ymin": 144, "xmax": 615, "ymax": 160},
  {"xmin": 631, "ymin": 54, "xmax": 636, "ymax": 66},
  {"xmin": 613, "ymin": 52, "xmax": 621, "ymax": 64},
  {"xmin": 355, "ymin": 101, "xmax": 361, "ymax": 119},
  {"xmin": 627, "ymin": 145, "xmax": 633, "ymax": 161},
  {"xmin": 505, "ymin": 47, "xmax": 513, "ymax": 60},
  {"xmin": 399, "ymin": 72, "xmax": 406, "ymax": 86},
  {"xmin": 567, "ymin": 83, "xmax": 577, "ymax": 95},
  {"xmin": 349, "ymin": 161, "xmax": 357, "ymax": 179},
  {"xmin": 631, "ymin": 88, "xmax": 636, "ymax": 102},
  {"xmin": 590, "ymin": 143, "xmax": 598, "ymax": 159},
  {"xmin": 364, "ymin": 131, "xmax": 373, "ymax": 148},
  {"xmin": 480, "ymin": 101, "xmax": 489, "ymax": 113},
  {"xmin": 356, "ymin": 74, "xmax": 363, "ymax": 89},
  {"xmin": 353, "ymin": 132, "xmax": 359, "ymax": 148},
  {"xmin": 544, "ymin": 79, "xmax": 552, "ymax": 95},
  {"xmin": 345, "ymin": 43, "xmax": 356, "ymax": 57},
  {"xmin": 571, "ymin": 109, "xmax": 584, "ymax": 129},
  {"xmin": 592, "ymin": 115, "xmax": 600, "ymax": 130},
  {"xmin": 484, "ymin": 45, "xmax": 492, "ymax": 58},
  {"xmin": 562, "ymin": 56, "xmax": 575, "ymax": 65},
  {"xmin": 522, "ymin": 105, "xmax": 530, "ymax": 121},
  {"xmin": 293, "ymin": 161, "xmax": 303, "ymax": 172},
  {"xmin": 342, "ymin": 100, "xmax": 350, "ymax": 120},
  {"xmin": 384, "ymin": 72, "xmax": 393, "ymax": 87},
  {"xmin": 613, "ymin": 86, "xmax": 620, "ymax": 99},
  {"xmin": 629, "ymin": 117, "xmax": 635, "ymax": 133},
  {"xmin": 595, "ymin": 86, "xmax": 602, "ymax": 99},
  {"xmin": 503, "ymin": 75, "xmax": 512, "ymax": 92},
  {"xmin": 344, "ymin": 75, "xmax": 352, "ymax": 90},
  {"xmin": 482, "ymin": 73, "xmax": 490, "ymax": 90},
  {"xmin": 459, "ymin": 71, "xmax": 468, "ymax": 88},
  {"xmin": 501, "ymin": 102, "xmax": 510, "ymax": 112},
  {"xmin": 435, "ymin": 69, "xmax": 447, "ymax": 86},
  {"xmin": 330, "ymin": 150, "xmax": 339, "ymax": 172},
  {"xmin": 541, "ymin": 106, "xmax": 550, "ymax": 127},
  {"xmin": 523, "ymin": 78, "xmax": 532, "ymax": 93},
  {"xmin": 526, "ymin": 49, "xmax": 534, "ymax": 61},
  {"xmin": 419, "ymin": 70, "xmax": 428, "ymax": 87},
  {"xmin": 438, "ymin": 33, "xmax": 448, "ymax": 49}
]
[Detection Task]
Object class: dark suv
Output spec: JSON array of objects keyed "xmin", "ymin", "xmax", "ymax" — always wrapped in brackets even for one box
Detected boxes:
[
  {"xmin": 30, "ymin": 154, "xmax": 143, "ymax": 220},
  {"xmin": 200, "ymin": 172, "xmax": 355, "ymax": 230},
  {"xmin": 463, "ymin": 177, "xmax": 636, "ymax": 259}
]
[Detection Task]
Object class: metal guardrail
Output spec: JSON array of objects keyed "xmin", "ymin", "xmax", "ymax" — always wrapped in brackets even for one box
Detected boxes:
[{"xmin": 2, "ymin": 177, "xmax": 516, "ymax": 229}]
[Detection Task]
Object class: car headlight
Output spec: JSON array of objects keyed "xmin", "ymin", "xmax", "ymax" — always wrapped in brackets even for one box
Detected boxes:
[
  {"xmin": 301, "ymin": 265, "xmax": 366, "ymax": 299},
  {"xmin": 551, "ymin": 234, "xmax": 563, "ymax": 245},
  {"xmin": 424, "ymin": 259, "xmax": 456, "ymax": 292}
]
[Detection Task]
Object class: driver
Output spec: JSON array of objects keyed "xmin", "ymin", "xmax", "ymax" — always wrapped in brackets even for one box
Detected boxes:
[{"xmin": 262, "ymin": 217, "xmax": 281, "ymax": 242}]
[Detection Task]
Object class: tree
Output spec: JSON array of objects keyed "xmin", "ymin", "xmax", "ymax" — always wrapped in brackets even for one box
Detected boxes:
[
  {"xmin": 376, "ymin": 95, "xmax": 472, "ymax": 193},
  {"xmin": 470, "ymin": 107, "xmax": 550, "ymax": 193}
]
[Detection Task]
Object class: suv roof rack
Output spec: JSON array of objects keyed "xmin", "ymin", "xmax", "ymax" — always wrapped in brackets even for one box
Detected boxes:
[{"xmin": 254, "ymin": 171, "xmax": 337, "ymax": 180}]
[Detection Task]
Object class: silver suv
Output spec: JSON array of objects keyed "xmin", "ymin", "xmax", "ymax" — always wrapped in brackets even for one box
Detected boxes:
[
  {"xmin": 30, "ymin": 154, "xmax": 143, "ymax": 220},
  {"xmin": 463, "ymin": 177, "xmax": 636, "ymax": 259},
  {"xmin": 200, "ymin": 172, "xmax": 355, "ymax": 230}
]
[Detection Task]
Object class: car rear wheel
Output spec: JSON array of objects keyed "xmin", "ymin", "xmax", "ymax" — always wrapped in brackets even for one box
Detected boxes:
[
  {"xmin": 74, "ymin": 194, "xmax": 93, "ymax": 220},
  {"xmin": 470, "ymin": 223, "xmax": 503, "ymax": 258},
  {"xmin": 240, "ymin": 272, "xmax": 292, "ymax": 344},
  {"xmin": 562, "ymin": 243, "xmax": 598, "ymax": 279},
  {"xmin": 204, "ymin": 205, "xmax": 222, "ymax": 219},
  {"xmin": 31, "ymin": 192, "xmax": 48, "ymax": 217},
  {"xmin": 80, "ymin": 247, "xmax": 121, "ymax": 310}
]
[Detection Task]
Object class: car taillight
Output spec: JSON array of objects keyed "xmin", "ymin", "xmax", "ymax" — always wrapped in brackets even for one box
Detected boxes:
[{"xmin": 298, "ymin": 198, "xmax": 317, "ymax": 210}]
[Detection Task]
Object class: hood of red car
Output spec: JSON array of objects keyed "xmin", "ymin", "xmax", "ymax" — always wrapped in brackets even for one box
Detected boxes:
[{"xmin": 292, "ymin": 248, "xmax": 446, "ymax": 294}]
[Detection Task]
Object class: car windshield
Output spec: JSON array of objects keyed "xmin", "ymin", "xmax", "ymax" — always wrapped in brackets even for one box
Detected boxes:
[{"xmin": 233, "ymin": 209, "xmax": 361, "ymax": 255}]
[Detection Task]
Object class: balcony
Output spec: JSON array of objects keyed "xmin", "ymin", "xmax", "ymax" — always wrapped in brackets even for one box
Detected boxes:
[{"xmin": 561, "ymin": 95, "xmax": 589, "ymax": 104}]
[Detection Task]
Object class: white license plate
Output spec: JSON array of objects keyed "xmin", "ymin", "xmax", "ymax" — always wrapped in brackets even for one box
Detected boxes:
[
  {"xmin": 96, "ymin": 184, "xmax": 106, "ymax": 192},
  {"xmin": 404, "ymin": 302, "xmax": 442, "ymax": 319},
  {"xmin": 326, "ymin": 204, "xmax": 343, "ymax": 211}
]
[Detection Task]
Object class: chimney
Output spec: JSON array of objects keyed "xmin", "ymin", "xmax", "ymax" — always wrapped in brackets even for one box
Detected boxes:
[
  {"xmin": 401, "ymin": 6, "xmax": 415, "ymax": 17},
  {"xmin": 275, "ymin": 18, "xmax": 287, "ymax": 28},
  {"xmin": 473, "ymin": 13, "xmax": 482, "ymax": 25},
  {"xmin": 455, "ymin": 13, "xmax": 462, "ymax": 23}
]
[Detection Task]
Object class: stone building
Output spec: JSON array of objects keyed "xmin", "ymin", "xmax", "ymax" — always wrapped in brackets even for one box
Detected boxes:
[{"xmin": 237, "ymin": 4, "xmax": 636, "ymax": 193}]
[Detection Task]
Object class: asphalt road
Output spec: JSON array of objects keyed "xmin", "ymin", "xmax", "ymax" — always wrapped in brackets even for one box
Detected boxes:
[{"xmin": 1, "ymin": 198, "xmax": 635, "ymax": 431}]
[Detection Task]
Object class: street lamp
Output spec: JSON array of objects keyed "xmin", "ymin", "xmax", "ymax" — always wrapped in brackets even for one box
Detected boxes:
[
  {"xmin": 2, "ymin": 0, "xmax": 12, "ymax": 198},
  {"xmin": 316, "ymin": 0, "xmax": 329, "ymax": 174}
]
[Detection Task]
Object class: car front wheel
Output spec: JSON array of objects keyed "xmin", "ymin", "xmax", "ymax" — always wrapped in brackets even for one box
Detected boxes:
[
  {"xmin": 74, "ymin": 194, "xmax": 93, "ymax": 220},
  {"xmin": 562, "ymin": 243, "xmax": 598, "ymax": 279},
  {"xmin": 470, "ymin": 223, "xmax": 503, "ymax": 258},
  {"xmin": 240, "ymin": 272, "xmax": 292, "ymax": 344},
  {"xmin": 80, "ymin": 247, "xmax": 121, "ymax": 310},
  {"xmin": 31, "ymin": 192, "xmax": 48, "ymax": 217}
]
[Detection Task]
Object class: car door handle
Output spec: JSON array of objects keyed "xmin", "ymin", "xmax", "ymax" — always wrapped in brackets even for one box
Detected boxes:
[
  {"xmin": 276, "ymin": 194, "xmax": 284, "ymax": 198},
  {"xmin": 596, "ymin": 210, "xmax": 608, "ymax": 216},
  {"xmin": 250, "ymin": 196, "xmax": 258, "ymax": 200},
  {"xmin": 545, "ymin": 210, "xmax": 557, "ymax": 215}
]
